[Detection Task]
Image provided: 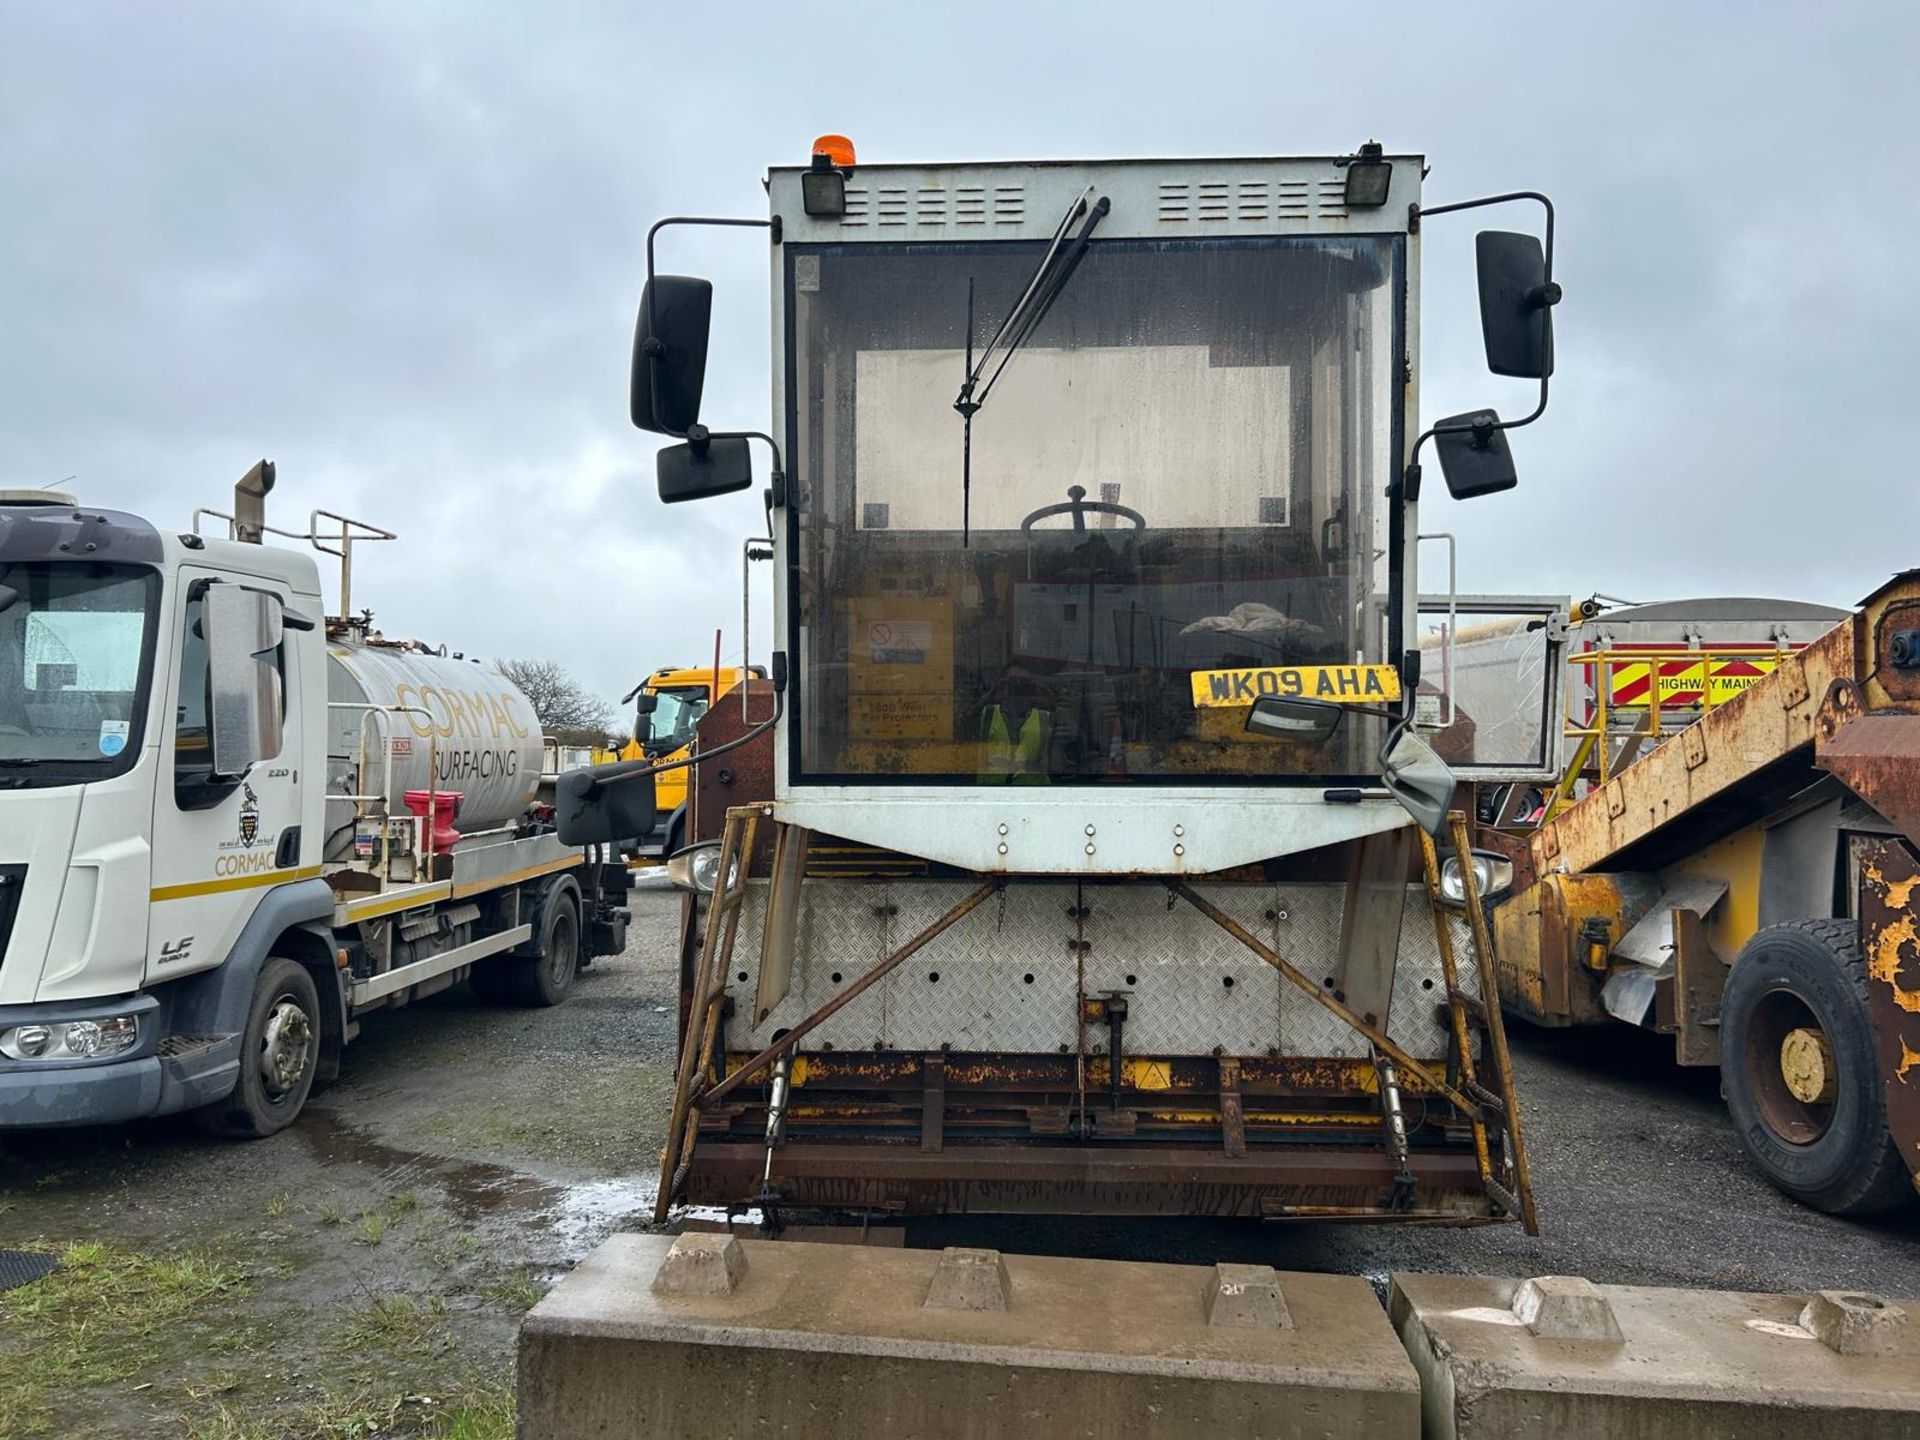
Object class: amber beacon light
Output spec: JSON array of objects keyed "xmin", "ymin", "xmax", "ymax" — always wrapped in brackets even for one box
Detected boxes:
[{"xmin": 802, "ymin": 134, "xmax": 856, "ymax": 216}]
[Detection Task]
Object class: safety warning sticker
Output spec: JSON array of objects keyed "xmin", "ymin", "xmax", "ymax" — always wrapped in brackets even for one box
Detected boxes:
[{"xmin": 1189, "ymin": 665, "xmax": 1402, "ymax": 708}]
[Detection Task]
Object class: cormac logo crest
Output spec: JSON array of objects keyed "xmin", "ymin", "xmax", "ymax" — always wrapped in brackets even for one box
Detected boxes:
[{"xmin": 238, "ymin": 783, "xmax": 260, "ymax": 847}]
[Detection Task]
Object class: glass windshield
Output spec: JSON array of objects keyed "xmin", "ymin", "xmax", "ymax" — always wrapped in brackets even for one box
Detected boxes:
[
  {"xmin": 1416, "ymin": 605, "xmax": 1558, "ymax": 775},
  {"xmin": 645, "ymin": 687, "xmax": 710, "ymax": 752},
  {"xmin": 788, "ymin": 235, "xmax": 1401, "ymax": 784},
  {"xmin": 0, "ymin": 562, "xmax": 159, "ymax": 774}
]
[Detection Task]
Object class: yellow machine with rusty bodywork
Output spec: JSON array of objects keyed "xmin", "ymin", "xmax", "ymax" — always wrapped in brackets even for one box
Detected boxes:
[{"xmin": 1485, "ymin": 571, "xmax": 1920, "ymax": 1214}]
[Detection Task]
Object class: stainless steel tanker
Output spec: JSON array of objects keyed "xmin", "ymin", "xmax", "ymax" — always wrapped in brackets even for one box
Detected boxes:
[{"xmin": 324, "ymin": 641, "xmax": 544, "ymax": 861}]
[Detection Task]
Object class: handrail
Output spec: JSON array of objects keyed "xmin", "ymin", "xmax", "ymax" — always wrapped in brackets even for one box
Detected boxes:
[
  {"xmin": 1554, "ymin": 640, "xmax": 1795, "ymax": 799},
  {"xmin": 188, "ymin": 506, "xmax": 396, "ymax": 620},
  {"xmin": 326, "ymin": 702, "xmax": 437, "ymax": 876}
]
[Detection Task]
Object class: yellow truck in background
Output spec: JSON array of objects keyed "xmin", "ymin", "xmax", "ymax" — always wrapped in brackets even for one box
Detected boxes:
[{"xmin": 618, "ymin": 664, "xmax": 763, "ymax": 858}]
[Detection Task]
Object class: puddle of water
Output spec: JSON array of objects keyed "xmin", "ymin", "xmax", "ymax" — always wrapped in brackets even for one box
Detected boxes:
[
  {"xmin": 541, "ymin": 1175, "xmax": 659, "ymax": 1255},
  {"xmin": 300, "ymin": 1109, "xmax": 558, "ymax": 1220}
]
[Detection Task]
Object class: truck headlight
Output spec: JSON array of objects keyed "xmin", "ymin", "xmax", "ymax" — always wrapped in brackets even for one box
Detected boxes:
[
  {"xmin": 1438, "ymin": 852, "xmax": 1515, "ymax": 906},
  {"xmin": 665, "ymin": 841, "xmax": 726, "ymax": 894},
  {"xmin": 0, "ymin": 1015, "xmax": 140, "ymax": 1061}
]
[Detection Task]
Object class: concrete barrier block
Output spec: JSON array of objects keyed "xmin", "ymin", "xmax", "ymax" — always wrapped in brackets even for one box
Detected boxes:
[
  {"xmin": 1205, "ymin": 1262, "xmax": 1292, "ymax": 1330},
  {"xmin": 923, "ymin": 1246, "xmax": 1011, "ymax": 1312},
  {"xmin": 1510, "ymin": 1275, "xmax": 1622, "ymax": 1342},
  {"xmin": 520, "ymin": 1234, "xmax": 1420, "ymax": 1439},
  {"xmin": 1391, "ymin": 1272, "xmax": 1920, "ymax": 1440},
  {"xmin": 650, "ymin": 1232, "xmax": 745, "ymax": 1296},
  {"xmin": 1801, "ymin": 1289, "xmax": 1908, "ymax": 1355}
]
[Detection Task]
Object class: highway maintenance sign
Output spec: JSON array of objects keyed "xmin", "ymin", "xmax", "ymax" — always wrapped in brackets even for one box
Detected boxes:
[
  {"xmin": 1190, "ymin": 664, "xmax": 1402, "ymax": 708},
  {"xmin": 1602, "ymin": 646, "xmax": 1786, "ymax": 708}
]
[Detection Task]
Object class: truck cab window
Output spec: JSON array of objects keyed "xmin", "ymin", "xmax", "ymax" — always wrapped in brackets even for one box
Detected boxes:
[
  {"xmin": 643, "ymin": 687, "xmax": 709, "ymax": 754},
  {"xmin": 0, "ymin": 561, "xmax": 158, "ymax": 781},
  {"xmin": 175, "ymin": 591, "xmax": 286, "ymax": 802}
]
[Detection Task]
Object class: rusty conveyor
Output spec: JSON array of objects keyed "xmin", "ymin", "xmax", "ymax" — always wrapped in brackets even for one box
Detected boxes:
[{"xmin": 1525, "ymin": 571, "xmax": 1920, "ymax": 880}]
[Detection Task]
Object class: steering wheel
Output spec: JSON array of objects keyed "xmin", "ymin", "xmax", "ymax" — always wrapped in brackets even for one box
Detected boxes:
[{"xmin": 1019, "ymin": 485, "xmax": 1146, "ymax": 537}]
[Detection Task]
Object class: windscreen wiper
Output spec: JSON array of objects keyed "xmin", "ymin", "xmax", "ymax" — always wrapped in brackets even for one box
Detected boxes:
[{"xmin": 953, "ymin": 187, "xmax": 1110, "ymax": 545}]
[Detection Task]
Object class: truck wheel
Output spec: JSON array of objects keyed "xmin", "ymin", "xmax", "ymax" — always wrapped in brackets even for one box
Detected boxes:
[
  {"xmin": 498, "ymin": 891, "xmax": 581, "ymax": 1007},
  {"xmin": 1720, "ymin": 919, "xmax": 1914, "ymax": 1215},
  {"xmin": 195, "ymin": 958, "xmax": 320, "ymax": 1139}
]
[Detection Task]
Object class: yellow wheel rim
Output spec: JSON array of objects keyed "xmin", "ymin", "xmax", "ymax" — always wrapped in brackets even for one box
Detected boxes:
[{"xmin": 1780, "ymin": 1025, "xmax": 1836, "ymax": 1106}]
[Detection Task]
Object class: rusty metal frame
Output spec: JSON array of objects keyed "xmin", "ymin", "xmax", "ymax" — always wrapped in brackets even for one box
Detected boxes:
[
  {"xmin": 1167, "ymin": 879, "xmax": 1485, "ymax": 1117},
  {"xmin": 655, "ymin": 805, "xmax": 762, "ymax": 1223},
  {"xmin": 1860, "ymin": 836, "xmax": 1920, "ymax": 1187},
  {"xmin": 680, "ymin": 1140, "xmax": 1499, "ymax": 1221},
  {"xmin": 698, "ymin": 881, "xmax": 997, "ymax": 1110},
  {"xmin": 655, "ymin": 817, "xmax": 998, "ymax": 1218},
  {"xmin": 1445, "ymin": 812, "xmax": 1539, "ymax": 1232}
]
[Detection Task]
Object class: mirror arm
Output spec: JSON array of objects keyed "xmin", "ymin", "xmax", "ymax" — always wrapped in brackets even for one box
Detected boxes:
[
  {"xmin": 571, "ymin": 683, "xmax": 787, "ymax": 801},
  {"xmin": 1404, "ymin": 188, "xmax": 1560, "ymax": 484},
  {"xmin": 685, "ymin": 424, "xmax": 787, "ymax": 495},
  {"xmin": 644, "ymin": 215, "xmax": 777, "ymax": 441}
]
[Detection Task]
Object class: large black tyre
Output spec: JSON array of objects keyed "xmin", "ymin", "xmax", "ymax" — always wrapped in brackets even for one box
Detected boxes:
[
  {"xmin": 1721, "ymin": 919, "xmax": 1914, "ymax": 1216},
  {"xmin": 194, "ymin": 957, "xmax": 320, "ymax": 1139},
  {"xmin": 494, "ymin": 890, "xmax": 581, "ymax": 1008}
]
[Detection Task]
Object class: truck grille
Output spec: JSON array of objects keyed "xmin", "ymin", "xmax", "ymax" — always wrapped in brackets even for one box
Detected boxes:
[{"xmin": 0, "ymin": 866, "xmax": 23, "ymax": 978}]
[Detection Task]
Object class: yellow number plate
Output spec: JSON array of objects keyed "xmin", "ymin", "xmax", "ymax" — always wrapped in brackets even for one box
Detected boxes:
[{"xmin": 1189, "ymin": 665, "xmax": 1403, "ymax": 708}]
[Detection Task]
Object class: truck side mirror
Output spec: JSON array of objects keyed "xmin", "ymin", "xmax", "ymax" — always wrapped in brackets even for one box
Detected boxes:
[
  {"xmin": 1475, "ymin": 231, "xmax": 1557, "ymax": 380},
  {"xmin": 554, "ymin": 763, "xmax": 658, "ymax": 847},
  {"xmin": 633, "ymin": 692, "xmax": 658, "ymax": 717},
  {"xmin": 1433, "ymin": 409, "xmax": 1519, "ymax": 500},
  {"xmin": 631, "ymin": 275, "xmax": 714, "ymax": 435},
  {"xmin": 202, "ymin": 584, "xmax": 284, "ymax": 778},
  {"xmin": 658, "ymin": 434, "xmax": 754, "ymax": 504},
  {"xmin": 1245, "ymin": 695, "xmax": 1343, "ymax": 744},
  {"xmin": 1380, "ymin": 723, "xmax": 1456, "ymax": 837}
]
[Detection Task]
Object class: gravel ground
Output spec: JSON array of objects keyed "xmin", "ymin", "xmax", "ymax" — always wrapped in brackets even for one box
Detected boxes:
[{"xmin": 2, "ymin": 876, "xmax": 1915, "ymax": 1435}]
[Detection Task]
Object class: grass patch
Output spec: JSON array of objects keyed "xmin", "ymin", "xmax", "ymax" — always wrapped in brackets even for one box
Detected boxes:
[
  {"xmin": 337, "ymin": 1291, "xmax": 450, "ymax": 1357},
  {"xmin": 0, "ymin": 1239, "xmax": 248, "ymax": 1437},
  {"xmin": 479, "ymin": 1269, "xmax": 546, "ymax": 1313},
  {"xmin": 316, "ymin": 1200, "xmax": 346, "ymax": 1226},
  {"xmin": 265, "ymin": 1193, "xmax": 293, "ymax": 1221},
  {"xmin": 187, "ymin": 1379, "xmax": 512, "ymax": 1440},
  {"xmin": 352, "ymin": 1210, "xmax": 392, "ymax": 1246}
]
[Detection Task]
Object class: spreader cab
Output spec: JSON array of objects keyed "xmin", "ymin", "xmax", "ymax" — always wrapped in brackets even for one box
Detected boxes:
[{"xmin": 610, "ymin": 140, "xmax": 1557, "ymax": 871}]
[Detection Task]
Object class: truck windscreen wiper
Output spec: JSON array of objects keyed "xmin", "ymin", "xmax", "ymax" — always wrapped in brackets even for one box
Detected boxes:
[{"xmin": 952, "ymin": 187, "xmax": 1110, "ymax": 544}]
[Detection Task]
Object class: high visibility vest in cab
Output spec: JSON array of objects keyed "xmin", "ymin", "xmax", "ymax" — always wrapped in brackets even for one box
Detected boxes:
[{"xmin": 979, "ymin": 705, "xmax": 1052, "ymax": 784}]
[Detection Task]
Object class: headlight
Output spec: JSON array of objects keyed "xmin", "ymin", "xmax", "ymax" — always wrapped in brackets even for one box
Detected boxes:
[
  {"xmin": 1, "ymin": 1014, "xmax": 140, "ymax": 1062},
  {"xmin": 1437, "ymin": 851, "xmax": 1515, "ymax": 906},
  {"xmin": 666, "ymin": 841, "xmax": 732, "ymax": 895}
]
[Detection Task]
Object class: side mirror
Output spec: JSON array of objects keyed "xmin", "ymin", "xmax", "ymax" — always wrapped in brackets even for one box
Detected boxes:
[
  {"xmin": 202, "ymin": 585, "xmax": 284, "ymax": 778},
  {"xmin": 658, "ymin": 435, "xmax": 754, "ymax": 504},
  {"xmin": 1433, "ymin": 410, "xmax": 1518, "ymax": 500},
  {"xmin": 1245, "ymin": 695, "xmax": 1343, "ymax": 744},
  {"xmin": 1380, "ymin": 724, "xmax": 1457, "ymax": 837},
  {"xmin": 554, "ymin": 763, "xmax": 659, "ymax": 847},
  {"xmin": 631, "ymin": 275, "xmax": 714, "ymax": 435},
  {"xmin": 633, "ymin": 692, "xmax": 658, "ymax": 717},
  {"xmin": 1475, "ymin": 231, "xmax": 1557, "ymax": 380}
]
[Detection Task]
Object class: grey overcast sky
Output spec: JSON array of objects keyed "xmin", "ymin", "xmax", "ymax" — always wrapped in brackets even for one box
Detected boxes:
[{"xmin": 3, "ymin": 3, "xmax": 1914, "ymax": 712}]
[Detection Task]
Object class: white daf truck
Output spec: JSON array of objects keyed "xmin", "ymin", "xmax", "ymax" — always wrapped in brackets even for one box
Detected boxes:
[{"xmin": 0, "ymin": 466, "xmax": 630, "ymax": 1136}]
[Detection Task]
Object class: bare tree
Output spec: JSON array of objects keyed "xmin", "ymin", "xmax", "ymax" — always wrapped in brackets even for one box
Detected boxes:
[{"xmin": 496, "ymin": 658, "xmax": 617, "ymax": 744}]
